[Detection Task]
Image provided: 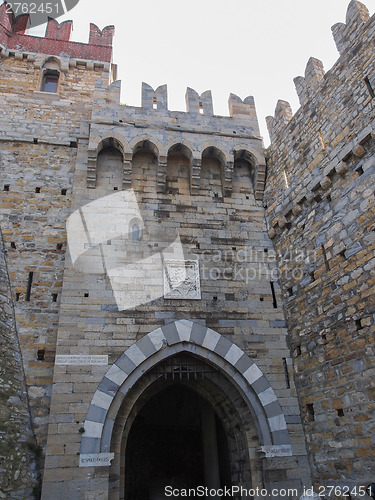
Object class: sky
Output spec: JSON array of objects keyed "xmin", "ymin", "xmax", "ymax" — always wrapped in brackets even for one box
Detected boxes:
[{"xmin": 5, "ymin": 0, "xmax": 375, "ymax": 145}]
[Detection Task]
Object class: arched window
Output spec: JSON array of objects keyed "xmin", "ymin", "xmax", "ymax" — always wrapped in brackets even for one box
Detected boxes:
[
  {"xmin": 129, "ymin": 219, "xmax": 142, "ymax": 241},
  {"xmin": 41, "ymin": 59, "xmax": 60, "ymax": 93}
]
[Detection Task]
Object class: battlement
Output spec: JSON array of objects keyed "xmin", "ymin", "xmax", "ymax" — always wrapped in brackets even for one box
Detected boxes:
[
  {"xmin": 93, "ymin": 79, "xmax": 261, "ymax": 134},
  {"xmin": 0, "ymin": 4, "xmax": 114, "ymax": 62},
  {"xmin": 267, "ymin": 0, "xmax": 373, "ymax": 143}
]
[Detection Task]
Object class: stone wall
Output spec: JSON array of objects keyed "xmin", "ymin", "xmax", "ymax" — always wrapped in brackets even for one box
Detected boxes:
[
  {"xmin": 41, "ymin": 80, "xmax": 310, "ymax": 498},
  {"xmin": 0, "ymin": 10, "xmax": 113, "ymax": 464},
  {"xmin": 0, "ymin": 227, "xmax": 40, "ymax": 499},
  {"xmin": 265, "ymin": 0, "xmax": 375, "ymax": 488}
]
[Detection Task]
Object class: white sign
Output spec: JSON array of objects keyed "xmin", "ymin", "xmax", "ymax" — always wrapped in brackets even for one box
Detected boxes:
[
  {"xmin": 79, "ymin": 453, "xmax": 114, "ymax": 467},
  {"xmin": 259, "ymin": 445, "xmax": 292, "ymax": 457},
  {"xmin": 55, "ymin": 355, "xmax": 108, "ymax": 365}
]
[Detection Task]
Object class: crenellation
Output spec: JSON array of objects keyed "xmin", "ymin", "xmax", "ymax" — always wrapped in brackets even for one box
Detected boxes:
[
  {"xmin": 265, "ymin": 0, "xmax": 375, "ymax": 487},
  {"xmin": 0, "ymin": 1, "xmax": 374, "ymax": 498}
]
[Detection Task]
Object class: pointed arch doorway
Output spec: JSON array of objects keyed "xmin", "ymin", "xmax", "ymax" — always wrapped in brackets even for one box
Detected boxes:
[
  {"xmin": 80, "ymin": 321, "xmax": 294, "ymax": 499},
  {"xmin": 122, "ymin": 353, "xmax": 249, "ymax": 500}
]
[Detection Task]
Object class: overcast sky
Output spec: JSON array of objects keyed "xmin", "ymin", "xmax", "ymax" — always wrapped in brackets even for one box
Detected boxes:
[{"xmin": 10, "ymin": 0, "xmax": 375, "ymax": 145}]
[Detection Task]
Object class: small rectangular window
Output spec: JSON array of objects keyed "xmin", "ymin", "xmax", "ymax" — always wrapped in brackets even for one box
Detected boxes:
[{"xmin": 42, "ymin": 71, "xmax": 59, "ymax": 93}]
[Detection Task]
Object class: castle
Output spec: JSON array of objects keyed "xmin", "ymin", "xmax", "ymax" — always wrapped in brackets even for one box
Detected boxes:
[{"xmin": 0, "ymin": 1, "xmax": 374, "ymax": 498}]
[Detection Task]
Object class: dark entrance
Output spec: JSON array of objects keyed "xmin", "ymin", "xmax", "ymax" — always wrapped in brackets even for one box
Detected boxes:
[{"xmin": 125, "ymin": 384, "xmax": 231, "ymax": 500}]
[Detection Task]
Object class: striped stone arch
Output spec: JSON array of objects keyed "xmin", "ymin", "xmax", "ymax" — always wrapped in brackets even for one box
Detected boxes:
[{"xmin": 80, "ymin": 320, "xmax": 292, "ymax": 463}]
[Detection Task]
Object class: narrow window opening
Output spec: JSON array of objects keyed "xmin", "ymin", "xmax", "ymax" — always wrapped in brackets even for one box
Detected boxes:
[
  {"xmin": 309, "ymin": 271, "xmax": 315, "ymax": 281},
  {"xmin": 35, "ymin": 187, "xmax": 41, "ymax": 193},
  {"xmin": 25, "ymin": 271, "xmax": 34, "ymax": 301},
  {"xmin": 321, "ymin": 244, "xmax": 330, "ymax": 271},
  {"xmin": 69, "ymin": 141, "xmax": 77, "ymax": 148},
  {"xmin": 270, "ymin": 281, "xmax": 278, "ymax": 308},
  {"xmin": 130, "ymin": 224, "xmax": 141, "ymax": 241},
  {"xmin": 42, "ymin": 70, "xmax": 59, "ymax": 93},
  {"xmin": 337, "ymin": 408, "xmax": 344, "ymax": 417},
  {"xmin": 15, "ymin": 292, "xmax": 20, "ymax": 302},
  {"xmin": 199, "ymin": 101, "xmax": 204, "ymax": 114},
  {"xmin": 264, "ymin": 248, "xmax": 268, "ymax": 254},
  {"xmin": 3, "ymin": 184, "xmax": 10, "ymax": 191},
  {"xmin": 295, "ymin": 345, "xmax": 302, "ymax": 356},
  {"xmin": 306, "ymin": 403, "xmax": 315, "ymax": 421},
  {"xmin": 232, "ymin": 246, "xmax": 236, "ymax": 251},
  {"xmin": 56, "ymin": 243, "xmax": 63, "ymax": 251},
  {"xmin": 196, "ymin": 243, "xmax": 200, "ymax": 249},
  {"xmin": 282, "ymin": 358, "xmax": 290, "ymax": 389},
  {"xmin": 213, "ymin": 296, "xmax": 218, "ymax": 302},
  {"xmin": 33, "ymin": 138, "xmax": 38, "ymax": 144},
  {"xmin": 283, "ymin": 169, "xmax": 289, "ymax": 188},
  {"xmin": 61, "ymin": 188, "xmax": 67, "ymax": 195},
  {"xmin": 37, "ymin": 349, "xmax": 45, "ymax": 361},
  {"xmin": 52, "ymin": 293, "xmax": 58, "ymax": 302},
  {"xmin": 356, "ymin": 319, "xmax": 363, "ymax": 330},
  {"xmin": 364, "ymin": 77, "xmax": 375, "ymax": 98},
  {"xmin": 84, "ymin": 292, "xmax": 89, "ymax": 298},
  {"xmin": 152, "ymin": 97, "xmax": 158, "ymax": 109},
  {"xmin": 288, "ymin": 287, "xmax": 294, "ymax": 297},
  {"xmin": 11, "ymin": 242, "xmax": 16, "ymax": 249}
]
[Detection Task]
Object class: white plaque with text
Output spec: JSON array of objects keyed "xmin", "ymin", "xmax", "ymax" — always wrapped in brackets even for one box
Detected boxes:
[
  {"xmin": 79, "ymin": 453, "xmax": 114, "ymax": 467},
  {"xmin": 55, "ymin": 355, "xmax": 108, "ymax": 365},
  {"xmin": 259, "ymin": 445, "xmax": 292, "ymax": 457}
]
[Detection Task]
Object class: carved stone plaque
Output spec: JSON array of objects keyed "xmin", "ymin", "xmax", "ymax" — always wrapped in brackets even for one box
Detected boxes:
[{"xmin": 163, "ymin": 260, "xmax": 201, "ymax": 300}]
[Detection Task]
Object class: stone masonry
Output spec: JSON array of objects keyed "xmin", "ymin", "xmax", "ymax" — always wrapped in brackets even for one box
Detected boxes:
[
  {"xmin": 265, "ymin": 0, "xmax": 375, "ymax": 489},
  {"xmin": 0, "ymin": 0, "xmax": 374, "ymax": 499}
]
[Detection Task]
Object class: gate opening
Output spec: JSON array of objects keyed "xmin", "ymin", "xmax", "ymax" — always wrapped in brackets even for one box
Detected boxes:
[{"xmin": 124, "ymin": 383, "xmax": 231, "ymax": 500}]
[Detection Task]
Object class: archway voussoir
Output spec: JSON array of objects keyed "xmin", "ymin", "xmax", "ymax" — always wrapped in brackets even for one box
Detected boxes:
[
  {"xmin": 86, "ymin": 405, "xmax": 107, "ymax": 424},
  {"xmin": 263, "ymin": 400, "xmax": 284, "ymax": 418},
  {"xmin": 202, "ymin": 328, "xmax": 220, "ymax": 350},
  {"xmin": 243, "ymin": 363, "xmax": 263, "ymax": 385},
  {"xmin": 84, "ymin": 420, "xmax": 104, "ymax": 438},
  {"xmin": 136, "ymin": 334, "xmax": 158, "ymax": 358},
  {"xmin": 213, "ymin": 335, "xmax": 232, "ymax": 358},
  {"xmin": 98, "ymin": 376, "xmax": 121, "ymax": 396},
  {"xmin": 80, "ymin": 436, "xmax": 101, "ymax": 455},
  {"xmin": 175, "ymin": 320, "xmax": 193, "ymax": 342},
  {"xmin": 190, "ymin": 322, "xmax": 208, "ymax": 345},
  {"xmin": 147, "ymin": 327, "xmax": 166, "ymax": 350},
  {"xmin": 116, "ymin": 354, "xmax": 137, "ymax": 375},
  {"xmin": 124, "ymin": 344, "xmax": 147, "ymax": 366},
  {"xmin": 91, "ymin": 390, "xmax": 113, "ymax": 411},
  {"xmin": 234, "ymin": 353, "xmax": 253, "ymax": 374},
  {"xmin": 252, "ymin": 376, "xmax": 272, "ymax": 396},
  {"xmin": 224, "ymin": 343, "xmax": 244, "ymax": 365},
  {"xmin": 258, "ymin": 387, "xmax": 278, "ymax": 406},
  {"xmin": 268, "ymin": 414, "xmax": 287, "ymax": 433},
  {"xmin": 161, "ymin": 322, "xmax": 180, "ymax": 345},
  {"xmin": 271, "ymin": 429, "xmax": 290, "ymax": 446},
  {"xmin": 106, "ymin": 365, "xmax": 128, "ymax": 386}
]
